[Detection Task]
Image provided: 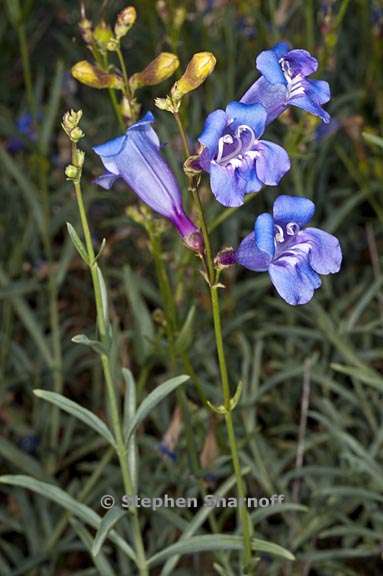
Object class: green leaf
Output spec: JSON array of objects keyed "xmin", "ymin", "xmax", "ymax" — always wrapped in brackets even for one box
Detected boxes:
[
  {"xmin": 175, "ymin": 305, "xmax": 195, "ymax": 353},
  {"xmin": 71, "ymin": 518, "xmax": 117, "ymax": 576},
  {"xmin": 66, "ymin": 222, "xmax": 89, "ymax": 265},
  {"xmin": 34, "ymin": 390, "xmax": 116, "ymax": 448},
  {"xmin": 122, "ymin": 368, "xmax": 137, "ymax": 491},
  {"xmin": 123, "ymin": 265, "xmax": 154, "ymax": 364},
  {"xmin": 148, "ymin": 535, "xmax": 294, "ymax": 567},
  {"xmin": 331, "ymin": 363, "xmax": 383, "ymax": 392},
  {"xmin": 362, "ymin": 131, "xmax": 383, "ymax": 149},
  {"xmin": 0, "ymin": 438, "xmax": 48, "ymax": 481},
  {"xmin": 72, "ymin": 333, "xmax": 106, "ymax": 356},
  {"xmin": 0, "ymin": 147, "xmax": 44, "ymax": 235},
  {"xmin": 40, "ymin": 61, "xmax": 64, "ymax": 155},
  {"xmin": 0, "ymin": 266, "xmax": 53, "ymax": 367},
  {"xmin": 0, "ymin": 475, "xmax": 136, "ymax": 562},
  {"xmin": 96, "ymin": 265, "xmax": 109, "ymax": 325},
  {"xmin": 95, "ymin": 238, "xmax": 107, "ymax": 262},
  {"xmin": 160, "ymin": 467, "xmax": 251, "ymax": 576},
  {"xmin": 92, "ymin": 506, "xmax": 126, "ymax": 557},
  {"xmin": 124, "ymin": 375, "xmax": 189, "ymax": 441}
]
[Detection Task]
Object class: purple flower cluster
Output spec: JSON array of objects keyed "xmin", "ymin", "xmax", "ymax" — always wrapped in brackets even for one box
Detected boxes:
[{"xmin": 93, "ymin": 42, "xmax": 341, "ymax": 305}]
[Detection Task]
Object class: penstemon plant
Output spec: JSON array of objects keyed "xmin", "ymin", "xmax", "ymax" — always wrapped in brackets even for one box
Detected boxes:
[{"xmin": 0, "ymin": 6, "xmax": 342, "ymax": 576}]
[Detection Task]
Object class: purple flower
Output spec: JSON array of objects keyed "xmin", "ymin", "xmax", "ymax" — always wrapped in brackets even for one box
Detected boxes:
[
  {"xmin": 235, "ymin": 195, "xmax": 342, "ymax": 305},
  {"xmin": 93, "ymin": 112, "xmax": 202, "ymax": 251},
  {"xmin": 6, "ymin": 113, "xmax": 37, "ymax": 153},
  {"xmin": 197, "ymin": 101, "xmax": 290, "ymax": 207},
  {"xmin": 241, "ymin": 42, "xmax": 331, "ymax": 125}
]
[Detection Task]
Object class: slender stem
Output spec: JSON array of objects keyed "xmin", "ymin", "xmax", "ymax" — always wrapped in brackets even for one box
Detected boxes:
[
  {"xmin": 211, "ymin": 285, "xmax": 253, "ymax": 568},
  {"xmin": 172, "ymin": 112, "xmax": 254, "ymax": 570},
  {"xmin": 109, "ymin": 88, "xmax": 125, "ymax": 130},
  {"xmin": 174, "ymin": 112, "xmax": 190, "ymax": 156},
  {"xmin": 116, "ymin": 45, "xmax": 133, "ymax": 100},
  {"xmin": 71, "ymin": 146, "xmax": 147, "ymax": 574},
  {"xmin": 100, "ymin": 52, "xmax": 125, "ymax": 130}
]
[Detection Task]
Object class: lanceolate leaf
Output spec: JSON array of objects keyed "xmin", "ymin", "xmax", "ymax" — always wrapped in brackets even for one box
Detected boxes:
[
  {"xmin": 92, "ymin": 506, "xmax": 126, "ymax": 557},
  {"xmin": 148, "ymin": 535, "xmax": 294, "ymax": 567},
  {"xmin": 0, "ymin": 476, "xmax": 136, "ymax": 562},
  {"xmin": 66, "ymin": 222, "xmax": 89, "ymax": 265},
  {"xmin": 71, "ymin": 518, "xmax": 117, "ymax": 576},
  {"xmin": 124, "ymin": 375, "xmax": 189, "ymax": 441},
  {"xmin": 34, "ymin": 390, "xmax": 116, "ymax": 448}
]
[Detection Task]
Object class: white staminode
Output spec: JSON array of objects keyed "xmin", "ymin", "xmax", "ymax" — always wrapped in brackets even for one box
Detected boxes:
[
  {"xmin": 275, "ymin": 224, "xmax": 284, "ymax": 242},
  {"xmin": 279, "ymin": 58, "xmax": 306, "ymax": 99},
  {"xmin": 215, "ymin": 125, "xmax": 259, "ymax": 168},
  {"xmin": 286, "ymin": 222, "xmax": 300, "ymax": 236}
]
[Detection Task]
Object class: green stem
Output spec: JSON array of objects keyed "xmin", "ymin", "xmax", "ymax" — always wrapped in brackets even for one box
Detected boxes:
[
  {"xmin": 100, "ymin": 52, "xmax": 125, "ymax": 130},
  {"xmin": 116, "ymin": 45, "xmax": 133, "ymax": 100},
  {"xmin": 172, "ymin": 112, "xmax": 254, "ymax": 570},
  {"xmin": 211, "ymin": 285, "xmax": 253, "ymax": 569},
  {"xmin": 174, "ymin": 111, "xmax": 190, "ymax": 157},
  {"xmin": 71, "ymin": 146, "xmax": 147, "ymax": 575}
]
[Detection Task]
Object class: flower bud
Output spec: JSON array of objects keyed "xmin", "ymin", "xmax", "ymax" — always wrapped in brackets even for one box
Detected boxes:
[
  {"xmin": 62, "ymin": 109, "xmax": 82, "ymax": 134},
  {"xmin": 76, "ymin": 149, "xmax": 85, "ymax": 167},
  {"xmin": 214, "ymin": 247, "xmax": 236, "ymax": 270},
  {"xmin": 93, "ymin": 21, "xmax": 114, "ymax": 51},
  {"xmin": 71, "ymin": 61, "xmax": 124, "ymax": 90},
  {"xmin": 129, "ymin": 53, "xmax": 180, "ymax": 92},
  {"xmin": 70, "ymin": 127, "xmax": 84, "ymax": 143},
  {"xmin": 65, "ymin": 164, "xmax": 80, "ymax": 180},
  {"xmin": 171, "ymin": 52, "xmax": 216, "ymax": 101},
  {"xmin": 79, "ymin": 17, "xmax": 93, "ymax": 46},
  {"xmin": 115, "ymin": 6, "xmax": 137, "ymax": 38},
  {"xmin": 184, "ymin": 230, "xmax": 204, "ymax": 254},
  {"xmin": 154, "ymin": 95, "xmax": 179, "ymax": 114}
]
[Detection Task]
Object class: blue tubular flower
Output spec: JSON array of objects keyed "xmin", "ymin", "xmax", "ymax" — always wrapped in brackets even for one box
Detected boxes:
[
  {"xmin": 241, "ymin": 42, "xmax": 331, "ymax": 124},
  {"xmin": 93, "ymin": 112, "xmax": 202, "ymax": 251},
  {"xmin": 235, "ymin": 195, "xmax": 342, "ymax": 305},
  {"xmin": 197, "ymin": 101, "xmax": 290, "ymax": 207}
]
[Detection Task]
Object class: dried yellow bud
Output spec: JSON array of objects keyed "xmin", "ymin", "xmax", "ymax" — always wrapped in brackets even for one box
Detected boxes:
[
  {"xmin": 171, "ymin": 52, "xmax": 216, "ymax": 100},
  {"xmin": 71, "ymin": 61, "xmax": 124, "ymax": 90},
  {"xmin": 129, "ymin": 53, "xmax": 180, "ymax": 92},
  {"xmin": 115, "ymin": 6, "xmax": 137, "ymax": 38},
  {"xmin": 79, "ymin": 17, "xmax": 93, "ymax": 46}
]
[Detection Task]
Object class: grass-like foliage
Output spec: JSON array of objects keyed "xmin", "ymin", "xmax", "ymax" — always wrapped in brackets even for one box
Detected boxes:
[{"xmin": 1, "ymin": 1, "xmax": 383, "ymax": 575}]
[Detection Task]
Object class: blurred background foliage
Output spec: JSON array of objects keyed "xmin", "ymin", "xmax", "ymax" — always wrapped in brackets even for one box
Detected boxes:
[{"xmin": 1, "ymin": 0, "xmax": 383, "ymax": 574}]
